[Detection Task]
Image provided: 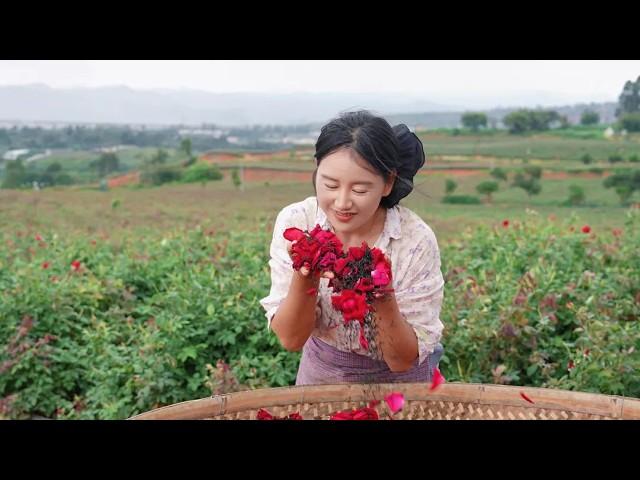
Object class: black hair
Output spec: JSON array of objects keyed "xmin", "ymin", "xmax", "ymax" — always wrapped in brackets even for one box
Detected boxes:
[{"xmin": 312, "ymin": 110, "xmax": 426, "ymax": 208}]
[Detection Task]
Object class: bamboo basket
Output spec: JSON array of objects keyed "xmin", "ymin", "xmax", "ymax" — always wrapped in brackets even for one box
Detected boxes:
[{"xmin": 129, "ymin": 383, "xmax": 640, "ymax": 420}]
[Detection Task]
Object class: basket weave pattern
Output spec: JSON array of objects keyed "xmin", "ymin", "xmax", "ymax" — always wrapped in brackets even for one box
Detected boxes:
[{"xmin": 130, "ymin": 383, "xmax": 640, "ymax": 420}]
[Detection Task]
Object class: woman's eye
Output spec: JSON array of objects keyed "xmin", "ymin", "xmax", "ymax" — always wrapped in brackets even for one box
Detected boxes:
[
  {"xmin": 353, "ymin": 190, "xmax": 367, "ymax": 194},
  {"xmin": 324, "ymin": 184, "xmax": 338, "ymax": 189}
]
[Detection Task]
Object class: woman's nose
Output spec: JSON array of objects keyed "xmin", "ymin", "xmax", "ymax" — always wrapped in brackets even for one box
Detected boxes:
[{"xmin": 335, "ymin": 188, "xmax": 353, "ymax": 209}]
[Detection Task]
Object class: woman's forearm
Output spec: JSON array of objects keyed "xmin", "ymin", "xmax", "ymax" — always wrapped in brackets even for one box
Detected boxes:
[
  {"xmin": 270, "ymin": 272, "xmax": 320, "ymax": 351},
  {"xmin": 372, "ymin": 295, "xmax": 419, "ymax": 372}
]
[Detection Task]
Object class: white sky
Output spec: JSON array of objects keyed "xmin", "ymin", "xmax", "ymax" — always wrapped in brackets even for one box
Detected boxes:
[{"xmin": 1, "ymin": 60, "xmax": 639, "ymax": 105}]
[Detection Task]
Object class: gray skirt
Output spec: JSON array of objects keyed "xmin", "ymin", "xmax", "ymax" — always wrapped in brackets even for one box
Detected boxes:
[{"xmin": 295, "ymin": 335, "xmax": 444, "ymax": 385}]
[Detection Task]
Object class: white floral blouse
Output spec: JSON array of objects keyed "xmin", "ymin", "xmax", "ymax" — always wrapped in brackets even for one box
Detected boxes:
[{"xmin": 259, "ymin": 196, "xmax": 444, "ymax": 365}]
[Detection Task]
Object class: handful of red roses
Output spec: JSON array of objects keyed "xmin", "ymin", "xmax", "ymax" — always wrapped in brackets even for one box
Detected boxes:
[{"xmin": 283, "ymin": 224, "xmax": 394, "ymax": 351}]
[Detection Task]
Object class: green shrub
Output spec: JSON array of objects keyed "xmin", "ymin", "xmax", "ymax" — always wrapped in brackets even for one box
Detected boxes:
[
  {"xmin": 442, "ymin": 195, "xmax": 482, "ymax": 204},
  {"xmin": 181, "ymin": 163, "xmax": 223, "ymax": 184}
]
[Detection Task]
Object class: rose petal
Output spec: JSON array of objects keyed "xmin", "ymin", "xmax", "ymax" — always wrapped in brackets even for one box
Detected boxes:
[
  {"xmin": 306, "ymin": 287, "xmax": 317, "ymax": 296},
  {"xmin": 520, "ymin": 392, "xmax": 535, "ymax": 404},
  {"xmin": 358, "ymin": 329, "xmax": 369, "ymax": 350},
  {"xmin": 384, "ymin": 392, "xmax": 405, "ymax": 414},
  {"xmin": 429, "ymin": 367, "xmax": 445, "ymax": 391},
  {"xmin": 256, "ymin": 408, "xmax": 274, "ymax": 420},
  {"xmin": 283, "ymin": 228, "xmax": 306, "ymax": 242}
]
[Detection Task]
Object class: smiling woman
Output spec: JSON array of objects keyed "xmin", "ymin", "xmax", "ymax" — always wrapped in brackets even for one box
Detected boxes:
[{"xmin": 260, "ymin": 110, "xmax": 445, "ymax": 386}]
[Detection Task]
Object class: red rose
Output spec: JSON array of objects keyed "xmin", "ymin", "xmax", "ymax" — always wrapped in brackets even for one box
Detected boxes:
[
  {"xmin": 42, "ymin": 261, "xmax": 50, "ymax": 269},
  {"xmin": 581, "ymin": 225, "xmax": 591, "ymax": 234},
  {"xmin": 502, "ymin": 220, "xmax": 509, "ymax": 227},
  {"xmin": 331, "ymin": 289, "xmax": 369, "ymax": 323},
  {"xmin": 354, "ymin": 277, "xmax": 374, "ymax": 293},
  {"xmin": 347, "ymin": 243, "xmax": 367, "ymax": 261},
  {"xmin": 71, "ymin": 260, "xmax": 81, "ymax": 271},
  {"xmin": 333, "ymin": 257, "xmax": 350, "ymax": 275}
]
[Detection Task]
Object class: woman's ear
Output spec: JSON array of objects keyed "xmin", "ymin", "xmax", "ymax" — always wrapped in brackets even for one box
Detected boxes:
[
  {"xmin": 383, "ymin": 170, "xmax": 397, "ymax": 197},
  {"xmin": 312, "ymin": 167, "xmax": 318, "ymax": 194}
]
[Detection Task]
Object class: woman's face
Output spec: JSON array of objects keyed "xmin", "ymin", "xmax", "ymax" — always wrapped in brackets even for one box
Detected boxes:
[{"xmin": 316, "ymin": 147, "xmax": 394, "ymax": 237}]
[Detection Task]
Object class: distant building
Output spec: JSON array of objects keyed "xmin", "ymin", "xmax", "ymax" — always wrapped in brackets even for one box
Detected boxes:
[{"xmin": 2, "ymin": 149, "xmax": 30, "ymax": 161}]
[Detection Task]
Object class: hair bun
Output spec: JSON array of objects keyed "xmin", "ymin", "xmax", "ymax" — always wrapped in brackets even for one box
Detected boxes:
[
  {"xmin": 393, "ymin": 124, "xmax": 426, "ymax": 175},
  {"xmin": 383, "ymin": 124, "xmax": 426, "ymax": 206}
]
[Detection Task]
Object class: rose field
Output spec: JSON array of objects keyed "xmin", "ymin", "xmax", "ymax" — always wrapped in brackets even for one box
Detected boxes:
[{"xmin": 1, "ymin": 169, "xmax": 639, "ymax": 419}]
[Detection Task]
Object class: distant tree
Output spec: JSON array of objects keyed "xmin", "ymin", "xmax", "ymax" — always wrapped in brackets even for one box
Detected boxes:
[
  {"xmin": 603, "ymin": 170, "xmax": 640, "ymax": 205},
  {"xmin": 608, "ymin": 154, "xmax": 624, "ymax": 164},
  {"xmin": 619, "ymin": 112, "xmax": 640, "ymax": 132},
  {"xmin": 461, "ymin": 112, "xmax": 488, "ymax": 131},
  {"xmin": 503, "ymin": 109, "xmax": 561, "ymax": 134},
  {"xmin": 580, "ymin": 110, "xmax": 600, "ymax": 126},
  {"xmin": 180, "ymin": 138, "xmax": 192, "ymax": 158},
  {"xmin": 524, "ymin": 166, "xmax": 542, "ymax": 179},
  {"xmin": 1, "ymin": 159, "xmax": 27, "ymax": 189},
  {"xmin": 150, "ymin": 148, "xmax": 169, "ymax": 165},
  {"xmin": 503, "ymin": 110, "xmax": 530, "ymax": 134},
  {"xmin": 512, "ymin": 173, "xmax": 542, "ymax": 199},
  {"xmin": 476, "ymin": 181, "xmax": 499, "ymax": 203},
  {"xmin": 615, "ymin": 76, "xmax": 640, "ymax": 118},
  {"xmin": 567, "ymin": 185, "xmax": 586, "ymax": 206},
  {"xmin": 45, "ymin": 162, "xmax": 63, "ymax": 174},
  {"xmin": 580, "ymin": 153, "xmax": 594, "ymax": 165},
  {"xmin": 490, "ymin": 167, "xmax": 508, "ymax": 182},
  {"xmin": 232, "ymin": 167, "xmax": 243, "ymax": 191},
  {"xmin": 445, "ymin": 179, "xmax": 458, "ymax": 194},
  {"xmin": 91, "ymin": 152, "xmax": 120, "ymax": 177}
]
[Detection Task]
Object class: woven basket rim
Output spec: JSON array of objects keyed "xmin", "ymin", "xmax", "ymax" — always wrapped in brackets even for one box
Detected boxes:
[{"xmin": 129, "ymin": 382, "xmax": 640, "ymax": 420}]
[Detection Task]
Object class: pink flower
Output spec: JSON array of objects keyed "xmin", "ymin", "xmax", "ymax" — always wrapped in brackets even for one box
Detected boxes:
[
  {"xmin": 429, "ymin": 367, "xmax": 445, "ymax": 391},
  {"xmin": 371, "ymin": 267, "xmax": 391, "ymax": 287},
  {"xmin": 384, "ymin": 392, "xmax": 405, "ymax": 414}
]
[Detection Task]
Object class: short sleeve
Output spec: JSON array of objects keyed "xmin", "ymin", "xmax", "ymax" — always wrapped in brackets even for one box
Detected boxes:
[
  {"xmin": 259, "ymin": 203, "xmax": 309, "ymax": 330},
  {"xmin": 393, "ymin": 226, "xmax": 445, "ymax": 365}
]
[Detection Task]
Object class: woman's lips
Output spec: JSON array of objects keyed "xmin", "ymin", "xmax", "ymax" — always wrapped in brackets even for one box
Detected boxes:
[{"xmin": 334, "ymin": 210, "xmax": 356, "ymax": 221}]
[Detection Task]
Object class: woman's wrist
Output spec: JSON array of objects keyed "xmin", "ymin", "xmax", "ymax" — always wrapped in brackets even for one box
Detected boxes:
[{"xmin": 292, "ymin": 269, "xmax": 320, "ymax": 290}]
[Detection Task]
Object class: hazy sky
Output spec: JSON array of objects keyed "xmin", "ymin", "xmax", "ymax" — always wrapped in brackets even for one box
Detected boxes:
[{"xmin": 1, "ymin": 60, "xmax": 639, "ymax": 107}]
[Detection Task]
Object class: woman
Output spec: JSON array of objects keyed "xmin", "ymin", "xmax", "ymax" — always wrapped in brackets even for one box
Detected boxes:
[{"xmin": 259, "ymin": 110, "xmax": 444, "ymax": 385}]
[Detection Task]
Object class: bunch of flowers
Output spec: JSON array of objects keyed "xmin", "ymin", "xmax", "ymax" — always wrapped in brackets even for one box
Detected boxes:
[{"xmin": 284, "ymin": 224, "xmax": 395, "ymax": 351}]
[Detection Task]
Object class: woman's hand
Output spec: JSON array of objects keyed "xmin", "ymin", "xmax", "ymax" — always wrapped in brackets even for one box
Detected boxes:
[{"xmin": 286, "ymin": 240, "xmax": 335, "ymax": 279}]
